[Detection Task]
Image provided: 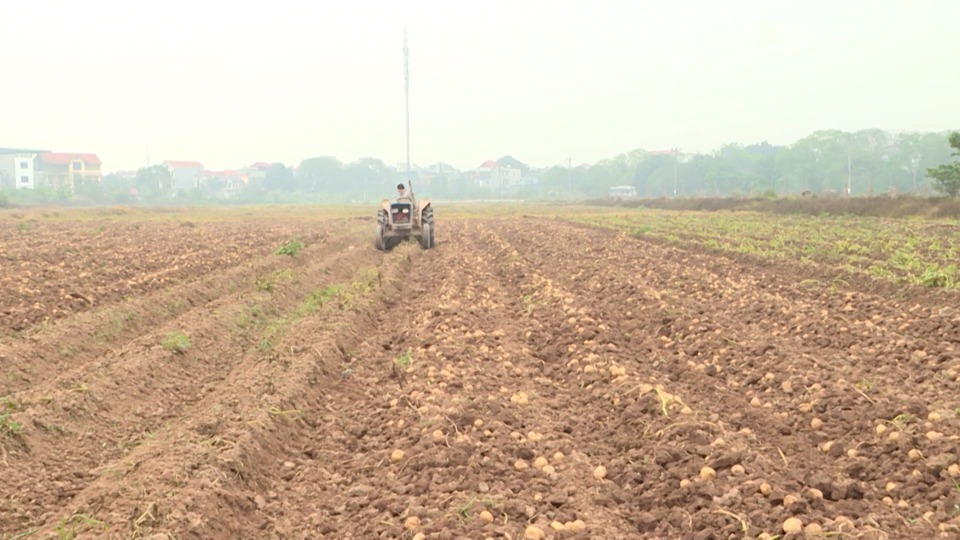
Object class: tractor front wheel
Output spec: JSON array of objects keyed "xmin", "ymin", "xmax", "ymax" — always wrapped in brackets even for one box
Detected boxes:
[{"xmin": 419, "ymin": 223, "xmax": 433, "ymax": 249}]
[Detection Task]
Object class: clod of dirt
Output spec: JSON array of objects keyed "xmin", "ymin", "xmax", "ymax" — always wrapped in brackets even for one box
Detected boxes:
[
  {"xmin": 709, "ymin": 451, "xmax": 743, "ymax": 470},
  {"xmin": 635, "ymin": 511, "xmax": 658, "ymax": 532}
]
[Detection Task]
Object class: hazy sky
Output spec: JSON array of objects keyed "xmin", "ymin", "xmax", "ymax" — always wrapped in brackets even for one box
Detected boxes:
[{"xmin": 4, "ymin": 1, "xmax": 958, "ymax": 173}]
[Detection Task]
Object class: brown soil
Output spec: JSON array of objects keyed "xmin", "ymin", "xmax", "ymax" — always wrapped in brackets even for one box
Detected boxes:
[
  {"xmin": 1, "ymin": 215, "xmax": 959, "ymax": 539},
  {"xmin": 0, "ymin": 218, "xmax": 327, "ymax": 335}
]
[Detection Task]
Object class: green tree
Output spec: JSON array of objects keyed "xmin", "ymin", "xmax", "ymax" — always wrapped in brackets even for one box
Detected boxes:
[
  {"xmin": 298, "ymin": 156, "xmax": 343, "ymax": 193},
  {"xmin": 344, "ymin": 157, "xmax": 394, "ymax": 199},
  {"xmin": 264, "ymin": 163, "xmax": 296, "ymax": 191},
  {"xmin": 135, "ymin": 165, "xmax": 172, "ymax": 197},
  {"xmin": 74, "ymin": 178, "xmax": 106, "ymax": 202},
  {"xmin": 927, "ymin": 132, "xmax": 960, "ymax": 197}
]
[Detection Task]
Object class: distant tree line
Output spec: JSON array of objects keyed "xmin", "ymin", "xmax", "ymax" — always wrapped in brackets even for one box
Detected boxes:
[
  {"xmin": 538, "ymin": 129, "xmax": 958, "ymax": 199},
  {"xmin": 3, "ymin": 129, "xmax": 958, "ymax": 207}
]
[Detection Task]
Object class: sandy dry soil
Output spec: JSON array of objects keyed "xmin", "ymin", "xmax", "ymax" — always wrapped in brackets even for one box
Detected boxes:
[{"xmin": 1, "ymin": 213, "xmax": 959, "ymax": 540}]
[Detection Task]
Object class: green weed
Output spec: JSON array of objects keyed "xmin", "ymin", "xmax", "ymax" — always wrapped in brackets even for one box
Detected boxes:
[
  {"xmin": 161, "ymin": 331, "xmax": 190, "ymax": 353},
  {"xmin": 275, "ymin": 239, "xmax": 306, "ymax": 257}
]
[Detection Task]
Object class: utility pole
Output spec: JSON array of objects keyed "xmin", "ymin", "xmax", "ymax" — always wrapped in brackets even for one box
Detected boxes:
[
  {"xmin": 567, "ymin": 157, "xmax": 572, "ymax": 199},
  {"xmin": 403, "ymin": 27, "xmax": 411, "ymax": 181},
  {"xmin": 846, "ymin": 134, "xmax": 852, "ymax": 196},
  {"xmin": 673, "ymin": 147, "xmax": 679, "ymax": 198}
]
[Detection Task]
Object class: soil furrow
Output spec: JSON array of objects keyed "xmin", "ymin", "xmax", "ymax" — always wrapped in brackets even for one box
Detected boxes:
[
  {"xmin": 495, "ymin": 218, "xmax": 959, "ymax": 538},
  {"xmin": 3, "ymin": 212, "xmax": 958, "ymax": 540},
  {"xmin": 0, "ymin": 228, "xmax": 369, "ymax": 535}
]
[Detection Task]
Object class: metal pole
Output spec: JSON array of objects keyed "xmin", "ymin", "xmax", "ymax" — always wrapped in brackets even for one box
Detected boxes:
[
  {"xmin": 404, "ymin": 27, "xmax": 411, "ymax": 180},
  {"xmin": 673, "ymin": 148, "xmax": 679, "ymax": 198},
  {"xmin": 846, "ymin": 134, "xmax": 852, "ymax": 196}
]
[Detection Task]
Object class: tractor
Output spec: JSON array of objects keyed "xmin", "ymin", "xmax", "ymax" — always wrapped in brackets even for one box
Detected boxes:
[{"xmin": 375, "ymin": 183, "xmax": 434, "ymax": 251}]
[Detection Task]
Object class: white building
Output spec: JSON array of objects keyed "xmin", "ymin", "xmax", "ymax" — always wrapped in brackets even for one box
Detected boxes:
[
  {"xmin": 0, "ymin": 148, "xmax": 47, "ymax": 190},
  {"xmin": 474, "ymin": 160, "xmax": 523, "ymax": 189},
  {"xmin": 163, "ymin": 160, "xmax": 204, "ymax": 193}
]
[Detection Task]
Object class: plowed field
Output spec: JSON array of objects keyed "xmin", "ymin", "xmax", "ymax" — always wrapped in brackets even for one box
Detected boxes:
[{"xmin": 2, "ymin": 208, "xmax": 959, "ymax": 540}]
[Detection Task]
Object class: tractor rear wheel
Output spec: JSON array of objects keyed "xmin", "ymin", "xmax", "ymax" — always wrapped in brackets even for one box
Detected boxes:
[
  {"xmin": 419, "ymin": 223, "xmax": 433, "ymax": 249},
  {"xmin": 375, "ymin": 224, "xmax": 387, "ymax": 251}
]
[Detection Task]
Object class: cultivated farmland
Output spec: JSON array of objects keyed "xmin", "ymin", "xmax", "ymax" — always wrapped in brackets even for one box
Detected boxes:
[{"xmin": 1, "ymin": 205, "xmax": 959, "ymax": 539}]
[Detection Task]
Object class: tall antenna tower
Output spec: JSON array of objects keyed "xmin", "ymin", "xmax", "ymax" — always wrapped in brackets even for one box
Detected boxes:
[{"xmin": 403, "ymin": 26, "xmax": 411, "ymax": 178}]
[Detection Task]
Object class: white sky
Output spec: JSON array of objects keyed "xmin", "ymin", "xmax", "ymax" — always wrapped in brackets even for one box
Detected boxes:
[{"xmin": 3, "ymin": 0, "xmax": 958, "ymax": 173}]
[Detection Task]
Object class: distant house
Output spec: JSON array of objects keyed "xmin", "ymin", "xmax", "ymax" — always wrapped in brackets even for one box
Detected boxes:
[
  {"xmin": 202, "ymin": 170, "xmax": 246, "ymax": 198},
  {"xmin": 0, "ymin": 147, "xmax": 47, "ymax": 190},
  {"xmin": 35, "ymin": 152, "xmax": 103, "ymax": 191},
  {"xmin": 243, "ymin": 162, "xmax": 273, "ymax": 186},
  {"xmin": 163, "ymin": 160, "xmax": 204, "ymax": 193},
  {"xmin": 473, "ymin": 159, "xmax": 522, "ymax": 189}
]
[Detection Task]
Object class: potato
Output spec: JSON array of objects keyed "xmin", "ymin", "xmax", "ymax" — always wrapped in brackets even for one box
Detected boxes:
[
  {"xmin": 782, "ymin": 517, "xmax": 803, "ymax": 534},
  {"xmin": 524, "ymin": 525, "xmax": 545, "ymax": 540}
]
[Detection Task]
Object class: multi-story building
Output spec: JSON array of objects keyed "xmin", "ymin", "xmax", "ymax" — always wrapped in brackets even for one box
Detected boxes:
[
  {"xmin": 35, "ymin": 152, "xmax": 103, "ymax": 191},
  {"xmin": 0, "ymin": 147, "xmax": 48, "ymax": 190},
  {"xmin": 163, "ymin": 160, "xmax": 204, "ymax": 193}
]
